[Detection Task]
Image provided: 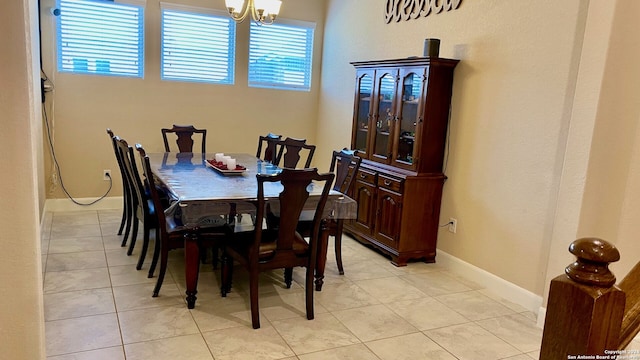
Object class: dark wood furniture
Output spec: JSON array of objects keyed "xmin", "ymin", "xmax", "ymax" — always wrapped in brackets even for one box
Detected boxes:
[
  {"xmin": 275, "ymin": 137, "xmax": 316, "ymax": 168},
  {"xmin": 146, "ymin": 153, "xmax": 355, "ymax": 308},
  {"xmin": 256, "ymin": 133, "xmax": 282, "ymax": 163},
  {"xmin": 161, "ymin": 124, "xmax": 207, "ymax": 153},
  {"xmin": 343, "ymin": 57, "xmax": 459, "ymax": 266},
  {"xmin": 220, "ymin": 168, "xmax": 334, "ymax": 329},
  {"xmin": 297, "ymin": 149, "xmax": 362, "ymax": 277},
  {"xmin": 115, "ymin": 137, "xmax": 158, "ymax": 272},
  {"xmin": 106, "ymin": 129, "xmax": 133, "ymax": 245},
  {"xmin": 137, "ymin": 145, "xmax": 231, "ymax": 297}
]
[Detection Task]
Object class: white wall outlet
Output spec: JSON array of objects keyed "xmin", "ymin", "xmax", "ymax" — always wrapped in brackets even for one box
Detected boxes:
[
  {"xmin": 448, "ymin": 217, "xmax": 457, "ymax": 233},
  {"xmin": 103, "ymin": 170, "xmax": 111, "ymax": 181}
]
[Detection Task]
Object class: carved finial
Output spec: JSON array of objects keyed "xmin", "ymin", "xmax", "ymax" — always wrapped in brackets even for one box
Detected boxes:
[{"xmin": 565, "ymin": 237, "xmax": 620, "ymax": 287}]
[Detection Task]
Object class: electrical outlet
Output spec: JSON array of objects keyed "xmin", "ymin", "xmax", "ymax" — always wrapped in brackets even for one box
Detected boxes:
[
  {"xmin": 103, "ymin": 169, "xmax": 111, "ymax": 181},
  {"xmin": 448, "ymin": 217, "xmax": 457, "ymax": 233}
]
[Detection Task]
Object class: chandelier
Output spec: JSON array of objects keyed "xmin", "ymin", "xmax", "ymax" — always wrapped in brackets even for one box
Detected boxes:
[{"xmin": 225, "ymin": 0, "xmax": 282, "ymax": 25}]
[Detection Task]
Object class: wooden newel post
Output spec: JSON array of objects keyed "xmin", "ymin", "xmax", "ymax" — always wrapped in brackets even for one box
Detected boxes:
[{"xmin": 540, "ymin": 237, "xmax": 625, "ymax": 359}]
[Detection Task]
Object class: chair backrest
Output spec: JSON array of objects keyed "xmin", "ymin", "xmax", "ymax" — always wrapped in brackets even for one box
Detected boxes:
[
  {"xmin": 106, "ymin": 129, "xmax": 128, "ymax": 185},
  {"xmin": 161, "ymin": 124, "xmax": 207, "ymax": 153},
  {"xmin": 136, "ymin": 144, "xmax": 168, "ymax": 231},
  {"xmin": 116, "ymin": 137, "xmax": 147, "ymax": 212},
  {"xmin": 256, "ymin": 133, "xmax": 282, "ymax": 163},
  {"xmin": 255, "ymin": 168, "xmax": 334, "ymax": 256},
  {"xmin": 329, "ymin": 149, "xmax": 362, "ymax": 194},
  {"xmin": 275, "ymin": 137, "xmax": 316, "ymax": 169}
]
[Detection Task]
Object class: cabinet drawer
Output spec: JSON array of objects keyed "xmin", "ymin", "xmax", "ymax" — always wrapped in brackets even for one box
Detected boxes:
[
  {"xmin": 378, "ymin": 174, "xmax": 404, "ymax": 193},
  {"xmin": 356, "ymin": 169, "xmax": 376, "ymax": 184}
]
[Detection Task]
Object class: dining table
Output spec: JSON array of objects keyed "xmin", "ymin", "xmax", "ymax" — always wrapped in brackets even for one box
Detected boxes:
[{"xmin": 148, "ymin": 152, "xmax": 357, "ymax": 309}]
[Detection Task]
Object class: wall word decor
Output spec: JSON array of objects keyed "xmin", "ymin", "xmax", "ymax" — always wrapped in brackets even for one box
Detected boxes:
[{"xmin": 384, "ymin": 0, "xmax": 462, "ymax": 23}]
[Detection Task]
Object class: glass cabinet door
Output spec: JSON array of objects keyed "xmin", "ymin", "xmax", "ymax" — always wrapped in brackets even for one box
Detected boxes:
[
  {"xmin": 371, "ymin": 71, "xmax": 397, "ymax": 162},
  {"xmin": 393, "ymin": 69, "xmax": 424, "ymax": 168},
  {"xmin": 353, "ymin": 72, "xmax": 373, "ymax": 155}
]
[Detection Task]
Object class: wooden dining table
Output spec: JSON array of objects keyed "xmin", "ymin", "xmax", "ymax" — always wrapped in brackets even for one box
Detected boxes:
[{"xmin": 148, "ymin": 152, "xmax": 357, "ymax": 308}]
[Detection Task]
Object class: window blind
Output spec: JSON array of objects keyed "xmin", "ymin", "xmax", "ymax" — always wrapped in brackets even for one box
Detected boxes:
[
  {"xmin": 57, "ymin": 0, "xmax": 144, "ymax": 77},
  {"xmin": 161, "ymin": 6, "xmax": 236, "ymax": 84},
  {"xmin": 248, "ymin": 20, "xmax": 315, "ymax": 91}
]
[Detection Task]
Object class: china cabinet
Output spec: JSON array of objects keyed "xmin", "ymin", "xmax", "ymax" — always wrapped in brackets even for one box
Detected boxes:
[{"xmin": 344, "ymin": 56, "xmax": 458, "ymax": 266}]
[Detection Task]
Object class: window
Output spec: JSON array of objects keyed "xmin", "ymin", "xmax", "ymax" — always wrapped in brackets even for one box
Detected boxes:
[
  {"xmin": 161, "ymin": 4, "xmax": 236, "ymax": 84},
  {"xmin": 57, "ymin": 0, "xmax": 144, "ymax": 77},
  {"xmin": 248, "ymin": 19, "xmax": 315, "ymax": 91}
]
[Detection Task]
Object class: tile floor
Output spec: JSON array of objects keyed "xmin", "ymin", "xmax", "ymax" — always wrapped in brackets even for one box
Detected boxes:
[{"xmin": 42, "ymin": 208, "xmax": 545, "ymax": 360}]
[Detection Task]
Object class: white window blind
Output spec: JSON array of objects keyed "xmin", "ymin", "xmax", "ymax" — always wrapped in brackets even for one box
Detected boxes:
[
  {"xmin": 57, "ymin": 0, "xmax": 144, "ymax": 77},
  {"xmin": 161, "ymin": 5, "xmax": 236, "ymax": 84},
  {"xmin": 248, "ymin": 20, "xmax": 315, "ymax": 91}
]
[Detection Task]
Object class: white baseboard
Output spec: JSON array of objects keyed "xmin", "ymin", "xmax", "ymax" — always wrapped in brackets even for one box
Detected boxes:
[
  {"xmin": 44, "ymin": 196, "xmax": 123, "ymax": 212},
  {"xmin": 537, "ymin": 306, "xmax": 547, "ymax": 328},
  {"xmin": 436, "ymin": 249, "xmax": 544, "ymax": 325}
]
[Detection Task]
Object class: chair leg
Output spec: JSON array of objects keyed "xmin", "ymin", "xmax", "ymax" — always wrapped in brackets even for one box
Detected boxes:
[
  {"xmin": 305, "ymin": 266, "xmax": 315, "ymax": 320},
  {"xmin": 284, "ymin": 267, "xmax": 293, "ymax": 288},
  {"xmin": 334, "ymin": 232, "xmax": 344, "ymax": 275},
  {"xmin": 211, "ymin": 246, "xmax": 219, "ymax": 270},
  {"xmin": 127, "ymin": 216, "xmax": 139, "ymax": 256},
  {"xmin": 152, "ymin": 241, "xmax": 169, "ymax": 297},
  {"xmin": 249, "ymin": 268, "xmax": 260, "ymax": 329},
  {"xmin": 148, "ymin": 227, "xmax": 161, "ymax": 278},
  {"xmin": 220, "ymin": 252, "xmax": 231, "ymax": 297},
  {"xmin": 117, "ymin": 191, "xmax": 128, "ymax": 235},
  {"xmin": 121, "ymin": 196, "xmax": 133, "ymax": 247},
  {"xmin": 136, "ymin": 220, "xmax": 151, "ymax": 270}
]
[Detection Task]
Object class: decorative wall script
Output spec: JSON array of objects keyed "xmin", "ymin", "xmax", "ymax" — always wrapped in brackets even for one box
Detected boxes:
[{"xmin": 384, "ymin": 0, "xmax": 462, "ymax": 23}]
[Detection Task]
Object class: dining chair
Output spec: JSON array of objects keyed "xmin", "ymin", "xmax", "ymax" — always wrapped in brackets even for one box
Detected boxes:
[
  {"xmin": 161, "ymin": 124, "xmax": 207, "ymax": 153},
  {"xmin": 136, "ymin": 144, "xmax": 232, "ymax": 297},
  {"xmin": 106, "ymin": 129, "xmax": 133, "ymax": 246},
  {"xmin": 115, "ymin": 137, "xmax": 158, "ymax": 272},
  {"xmin": 297, "ymin": 149, "xmax": 362, "ymax": 275},
  {"xmin": 220, "ymin": 168, "xmax": 335, "ymax": 329},
  {"xmin": 255, "ymin": 133, "xmax": 282, "ymax": 163},
  {"xmin": 274, "ymin": 137, "xmax": 316, "ymax": 168}
]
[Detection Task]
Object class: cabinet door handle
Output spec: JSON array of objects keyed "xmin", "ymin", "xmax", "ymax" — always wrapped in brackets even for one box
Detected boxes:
[
  {"xmin": 359, "ymin": 173, "xmax": 366, "ymax": 179},
  {"xmin": 384, "ymin": 180, "xmax": 392, "ymax": 186}
]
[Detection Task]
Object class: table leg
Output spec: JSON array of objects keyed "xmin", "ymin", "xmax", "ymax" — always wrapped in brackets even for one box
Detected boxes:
[
  {"xmin": 184, "ymin": 232, "xmax": 200, "ymax": 309},
  {"xmin": 315, "ymin": 220, "xmax": 330, "ymax": 291}
]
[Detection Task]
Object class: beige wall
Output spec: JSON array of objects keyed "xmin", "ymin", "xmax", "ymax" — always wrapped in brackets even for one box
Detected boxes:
[
  {"xmin": 0, "ymin": 0, "xmax": 46, "ymax": 358},
  {"xmin": 39, "ymin": 0, "xmax": 326, "ymax": 199},
  {"xmin": 318, "ymin": 0, "xmax": 640, "ymax": 299},
  {"xmin": 319, "ymin": 0, "xmax": 588, "ymax": 296}
]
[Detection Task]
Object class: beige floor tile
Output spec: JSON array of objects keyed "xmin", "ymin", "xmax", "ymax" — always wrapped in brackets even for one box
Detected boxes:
[
  {"xmin": 342, "ymin": 259, "xmax": 397, "ymax": 281},
  {"xmin": 315, "ymin": 282, "xmax": 380, "ymax": 311},
  {"xmin": 46, "ymin": 346, "xmax": 125, "ymax": 360},
  {"xmin": 502, "ymin": 354, "xmax": 534, "ymax": 360},
  {"xmin": 391, "ymin": 297, "xmax": 470, "ymax": 330},
  {"xmin": 48, "ymin": 236, "xmax": 104, "ymax": 254},
  {"xmin": 109, "ymin": 264, "xmax": 158, "ymax": 287},
  {"xmin": 101, "ymin": 222, "xmax": 126, "ymax": 236},
  {"xmin": 526, "ymin": 349, "xmax": 540, "ymax": 359},
  {"xmin": 53, "ymin": 211, "xmax": 99, "ymax": 226},
  {"xmin": 399, "ymin": 271, "xmax": 473, "ymax": 296},
  {"xmin": 44, "ymin": 287, "xmax": 115, "ymax": 321},
  {"xmin": 102, "ymin": 234, "xmax": 128, "ymax": 250},
  {"xmin": 298, "ymin": 343, "xmax": 379, "ymax": 360},
  {"xmin": 46, "ymin": 251, "xmax": 107, "ymax": 272},
  {"xmin": 476, "ymin": 313, "xmax": 542, "ymax": 353},
  {"xmin": 260, "ymin": 289, "xmax": 329, "ymax": 323},
  {"xmin": 45, "ymin": 313, "xmax": 121, "ymax": 357},
  {"xmin": 125, "ymin": 334, "xmax": 214, "ymax": 360},
  {"xmin": 190, "ymin": 297, "xmax": 257, "ymax": 331},
  {"xmin": 51, "ymin": 223, "xmax": 102, "ymax": 239},
  {"xmin": 354, "ymin": 276, "xmax": 427, "ymax": 303},
  {"xmin": 43, "ymin": 267, "xmax": 111, "ymax": 293},
  {"xmin": 113, "ymin": 282, "xmax": 184, "ymax": 312},
  {"xmin": 119, "ymin": 305, "xmax": 200, "ymax": 344},
  {"xmin": 425, "ymin": 322, "xmax": 521, "ymax": 360},
  {"xmin": 382, "ymin": 260, "xmax": 447, "ymax": 276},
  {"xmin": 435, "ymin": 290, "xmax": 515, "ymax": 321},
  {"xmin": 478, "ymin": 288, "xmax": 531, "ymax": 313},
  {"xmin": 332, "ymin": 304, "xmax": 418, "ymax": 342},
  {"xmin": 366, "ymin": 332, "xmax": 457, "ymax": 360},
  {"xmin": 271, "ymin": 313, "xmax": 361, "ymax": 355},
  {"xmin": 105, "ymin": 248, "xmax": 144, "ymax": 267},
  {"xmin": 202, "ymin": 325, "xmax": 295, "ymax": 360},
  {"xmin": 42, "ymin": 238, "xmax": 50, "ymax": 254},
  {"xmin": 98, "ymin": 209, "xmax": 126, "ymax": 223}
]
